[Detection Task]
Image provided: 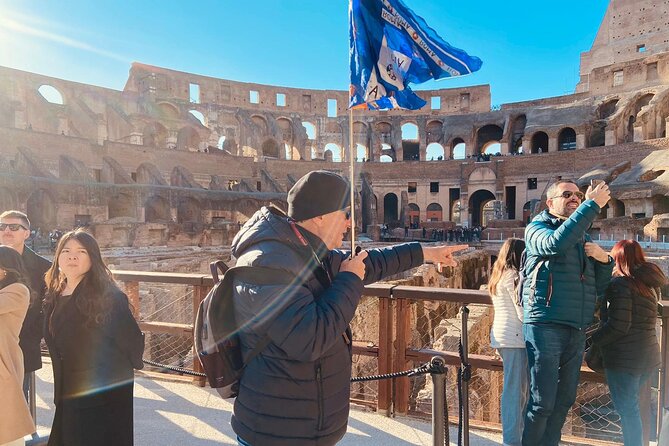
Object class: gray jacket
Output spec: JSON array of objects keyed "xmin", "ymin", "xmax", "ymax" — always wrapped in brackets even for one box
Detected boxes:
[{"xmin": 230, "ymin": 206, "xmax": 424, "ymax": 446}]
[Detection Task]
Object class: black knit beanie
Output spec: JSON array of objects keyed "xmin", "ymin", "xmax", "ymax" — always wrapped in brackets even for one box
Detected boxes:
[{"xmin": 287, "ymin": 170, "xmax": 351, "ymax": 221}]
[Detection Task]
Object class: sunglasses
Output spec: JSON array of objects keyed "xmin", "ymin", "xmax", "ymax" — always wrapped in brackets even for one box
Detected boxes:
[
  {"xmin": 550, "ymin": 191, "xmax": 585, "ymax": 201},
  {"xmin": 344, "ymin": 210, "xmax": 351, "ymax": 220},
  {"xmin": 0, "ymin": 223, "xmax": 28, "ymax": 231}
]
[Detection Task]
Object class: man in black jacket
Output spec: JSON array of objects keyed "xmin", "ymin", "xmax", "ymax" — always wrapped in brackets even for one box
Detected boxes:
[
  {"xmin": 0, "ymin": 210, "xmax": 52, "ymax": 405},
  {"xmin": 230, "ymin": 170, "xmax": 465, "ymax": 445}
]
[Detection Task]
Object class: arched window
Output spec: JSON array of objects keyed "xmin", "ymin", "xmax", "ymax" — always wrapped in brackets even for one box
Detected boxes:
[
  {"xmin": 452, "ymin": 138, "xmax": 466, "ymax": 160},
  {"xmin": 426, "ymin": 143, "xmax": 445, "ymax": 161},
  {"xmin": 531, "ymin": 132, "xmax": 548, "ymax": 154},
  {"xmin": 38, "ymin": 85, "xmax": 64, "ymax": 104},
  {"xmin": 558, "ymin": 127, "xmax": 576, "ymax": 151},
  {"xmin": 324, "ymin": 143, "xmax": 342, "ymax": 162}
]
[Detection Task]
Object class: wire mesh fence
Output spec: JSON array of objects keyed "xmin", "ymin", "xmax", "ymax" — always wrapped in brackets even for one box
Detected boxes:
[
  {"xmin": 376, "ymin": 298, "xmax": 661, "ymax": 443},
  {"xmin": 136, "ymin": 282, "xmax": 196, "ymax": 374}
]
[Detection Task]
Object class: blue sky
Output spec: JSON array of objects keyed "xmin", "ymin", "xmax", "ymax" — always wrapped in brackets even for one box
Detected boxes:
[{"xmin": 0, "ymin": 0, "xmax": 609, "ymax": 106}]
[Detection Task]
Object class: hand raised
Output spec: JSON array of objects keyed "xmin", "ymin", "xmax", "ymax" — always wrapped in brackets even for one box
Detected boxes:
[
  {"xmin": 585, "ymin": 181, "xmax": 611, "ymax": 208},
  {"xmin": 422, "ymin": 244, "xmax": 468, "ymax": 271}
]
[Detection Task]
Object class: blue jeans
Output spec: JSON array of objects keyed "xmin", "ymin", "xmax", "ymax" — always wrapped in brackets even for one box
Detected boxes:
[
  {"xmin": 522, "ymin": 323, "xmax": 586, "ymax": 446},
  {"xmin": 499, "ymin": 348, "xmax": 529, "ymax": 446},
  {"xmin": 605, "ymin": 368, "xmax": 653, "ymax": 446}
]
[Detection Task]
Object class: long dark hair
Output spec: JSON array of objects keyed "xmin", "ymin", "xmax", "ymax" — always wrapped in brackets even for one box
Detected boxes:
[
  {"xmin": 610, "ymin": 239, "xmax": 667, "ymax": 299},
  {"xmin": 45, "ymin": 230, "xmax": 119, "ymax": 326},
  {"xmin": 488, "ymin": 238, "xmax": 525, "ymax": 296},
  {"xmin": 0, "ymin": 245, "xmax": 30, "ymax": 295}
]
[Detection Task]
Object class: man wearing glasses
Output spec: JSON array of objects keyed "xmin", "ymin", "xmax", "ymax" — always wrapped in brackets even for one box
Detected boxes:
[
  {"xmin": 521, "ymin": 181, "xmax": 613, "ymax": 446},
  {"xmin": 0, "ymin": 211, "xmax": 52, "ymax": 407},
  {"xmin": 229, "ymin": 170, "xmax": 465, "ymax": 446}
]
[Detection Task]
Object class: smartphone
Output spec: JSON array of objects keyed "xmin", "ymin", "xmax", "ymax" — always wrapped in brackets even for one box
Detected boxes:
[{"xmin": 590, "ymin": 179, "xmax": 604, "ymax": 188}]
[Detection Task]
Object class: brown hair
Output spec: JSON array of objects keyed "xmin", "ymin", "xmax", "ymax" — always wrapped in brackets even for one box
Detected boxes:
[
  {"xmin": 488, "ymin": 238, "xmax": 525, "ymax": 297},
  {"xmin": 45, "ymin": 229, "xmax": 119, "ymax": 326},
  {"xmin": 610, "ymin": 239, "xmax": 667, "ymax": 299}
]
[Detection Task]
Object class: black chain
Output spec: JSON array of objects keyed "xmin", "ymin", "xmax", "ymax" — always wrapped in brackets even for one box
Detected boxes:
[{"xmin": 143, "ymin": 358, "xmax": 444, "ymax": 382}]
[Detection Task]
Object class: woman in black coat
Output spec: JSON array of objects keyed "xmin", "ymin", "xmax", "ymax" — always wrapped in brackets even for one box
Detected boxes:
[
  {"xmin": 592, "ymin": 239, "xmax": 667, "ymax": 446},
  {"xmin": 44, "ymin": 230, "xmax": 144, "ymax": 446}
]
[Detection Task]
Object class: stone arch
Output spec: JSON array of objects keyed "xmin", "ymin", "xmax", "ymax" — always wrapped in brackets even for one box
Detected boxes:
[
  {"xmin": 407, "ymin": 203, "xmax": 420, "ymax": 227},
  {"xmin": 383, "ymin": 193, "xmax": 399, "ymax": 223},
  {"xmin": 597, "ymin": 98, "xmax": 619, "ymax": 119},
  {"xmin": 426, "ymin": 120, "xmax": 444, "ymax": 144},
  {"xmin": 108, "ymin": 193, "xmax": 137, "ymax": 220},
  {"xmin": 558, "ymin": 127, "xmax": 577, "ymax": 151},
  {"xmin": 401, "ymin": 122, "xmax": 419, "ymax": 161},
  {"xmin": 145, "ymin": 195, "xmax": 171, "ymax": 222},
  {"xmin": 143, "ymin": 122, "xmax": 168, "ymax": 148},
  {"xmin": 157, "ymin": 102, "xmax": 180, "ymax": 120},
  {"xmin": 426, "ymin": 143, "xmax": 445, "ymax": 161},
  {"xmin": 302, "ymin": 121, "xmax": 316, "ymax": 140},
  {"xmin": 324, "ymin": 143, "xmax": 342, "ymax": 162},
  {"xmin": 177, "ymin": 126, "xmax": 201, "ymax": 151},
  {"xmin": 510, "ymin": 115, "xmax": 527, "ymax": 153},
  {"xmin": 476, "ymin": 124, "xmax": 503, "ymax": 154},
  {"xmin": 251, "ymin": 115, "xmax": 268, "ymax": 136},
  {"xmin": 609, "ymin": 198, "xmax": 625, "ymax": 217},
  {"xmin": 177, "ymin": 197, "xmax": 202, "ymax": 223},
  {"xmin": 26, "ymin": 189, "xmax": 56, "ymax": 229},
  {"xmin": 468, "ymin": 189, "xmax": 496, "ymax": 227},
  {"xmin": 452, "ymin": 138, "xmax": 466, "ymax": 160},
  {"xmin": 531, "ymin": 131, "xmax": 549, "ymax": 153},
  {"xmin": 276, "ymin": 117, "xmax": 293, "ymax": 143},
  {"xmin": 37, "ymin": 85, "xmax": 64, "ymax": 105},
  {"xmin": 634, "ymin": 93, "xmax": 655, "ymax": 116},
  {"xmin": 0, "ymin": 187, "xmax": 17, "ymax": 211},
  {"xmin": 261, "ymin": 138, "xmax": 280, "ymax": 158},
  {"xmin": 426, "ymin": 203, "xmax": 443, "ymax": 221}
]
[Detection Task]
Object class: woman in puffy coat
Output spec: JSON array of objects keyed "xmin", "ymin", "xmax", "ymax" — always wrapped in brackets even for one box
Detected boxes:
[
  {"xmin": 0, "ymin": 246, "xmax": 34, "ymax": 446},
  {"xmin": 592, "ymin": 240, "xmax": 667, "ymax": 446},
  {"xmin": 488, "ymin": 238, "xmax": 527, "ymax": 446},
  {"xmin": 44, "ymin": 230, "xmax": 145, "ymax": 446}
]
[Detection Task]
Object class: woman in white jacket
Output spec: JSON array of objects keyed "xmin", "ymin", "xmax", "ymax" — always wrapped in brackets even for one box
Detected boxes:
[{"xmin": 488, "ymin": 238, "xmax": 527, "ymax": 446}]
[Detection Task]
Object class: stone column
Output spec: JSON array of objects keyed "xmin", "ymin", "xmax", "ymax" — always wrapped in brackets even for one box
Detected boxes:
[
  {"xmin": 605, "ymin": 129, "xmax": 616, "ymax": 146},
  {"xmin": 500, "ymin": 142, "xmax": 509, "ymax": 155},
  {"xmin": 633, "ymin": 125, "xmax": 644, "ymax": 142},
  {"xmin": 548, "ymin": 136, "xmax": 558, "ymax": 152},
  {"xmin": 13, "ymin": 104, "xmax": 26, "ymax": 129},
  {"xmin": 97, "ymin": 119, "xmax": 108, "ymax": 145},
  {"xmin": 576, "ymin": 133, "xmax": 586, "ymax": 149}
]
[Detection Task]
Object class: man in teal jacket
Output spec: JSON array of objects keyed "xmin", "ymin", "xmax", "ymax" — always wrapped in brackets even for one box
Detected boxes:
[{"xmin": 521, "ymin": 180, "xmax": 613, "ymax": 446}]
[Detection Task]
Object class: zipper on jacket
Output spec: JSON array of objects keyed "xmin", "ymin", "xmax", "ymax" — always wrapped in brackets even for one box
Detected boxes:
[
  {"xmin": 545, "ymin": 272, "xmax": 553, "ymax": 306},
  {"xmin": 316, "ymin": 363, "xmax": 324, "ymax": 431}
]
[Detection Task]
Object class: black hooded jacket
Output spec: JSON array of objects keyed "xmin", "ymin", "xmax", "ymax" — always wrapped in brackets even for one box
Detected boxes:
[
  {"xmin": 229, "ymin": 207, "xmax": 424, "ymax": 446},
  {"xmin": 592, "ymin": 262, "xmax": 666, "ymax": 373}
]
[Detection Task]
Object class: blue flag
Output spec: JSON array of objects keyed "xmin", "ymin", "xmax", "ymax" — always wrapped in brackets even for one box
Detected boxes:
[{"xmin": 349, "ymin": 0, "xmax": 482, "ymax": 110}]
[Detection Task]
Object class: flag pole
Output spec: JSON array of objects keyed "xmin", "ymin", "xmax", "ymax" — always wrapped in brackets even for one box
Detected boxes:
[{"xmin": 349, "ymin": 107, "xmax": 356, "ymax": 256}]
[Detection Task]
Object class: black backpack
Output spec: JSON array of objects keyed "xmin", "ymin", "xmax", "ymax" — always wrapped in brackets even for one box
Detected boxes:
[{"xmin": 194, "ymin": 261, "xmax": 294, "ymax": 398}]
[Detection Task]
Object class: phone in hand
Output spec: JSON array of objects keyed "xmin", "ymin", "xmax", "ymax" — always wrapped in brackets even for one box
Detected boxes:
[{"xmin": 590, "ymin": 179, "xmax": 603, "ymax": 188}]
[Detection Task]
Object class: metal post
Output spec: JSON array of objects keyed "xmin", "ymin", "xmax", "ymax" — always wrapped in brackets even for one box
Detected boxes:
[
  {"xmin": 461, "ymin": 305, "xmax": 470, "ymax": 446},
  {"xmin": 29, "ymin": 371, "xmax": 36, "ymax": 420},
  {"xmin": 431, "ymin": 356, "xmax": 447, "ymax": 446}
]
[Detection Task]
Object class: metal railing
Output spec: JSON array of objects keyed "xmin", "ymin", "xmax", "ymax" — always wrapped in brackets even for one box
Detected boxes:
[{"xmin": 110, "ymin": 270, "xmax": 669, "ymax": 445}]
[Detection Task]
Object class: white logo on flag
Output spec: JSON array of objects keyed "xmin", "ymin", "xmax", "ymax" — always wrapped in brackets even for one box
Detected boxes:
[
  {"xmin": 378, "ymin": 35, "xmax": 411, "ymax": 91},
  {"xmin": 364, "ymin": 69, "xmax": 387, "ymax": 102}
]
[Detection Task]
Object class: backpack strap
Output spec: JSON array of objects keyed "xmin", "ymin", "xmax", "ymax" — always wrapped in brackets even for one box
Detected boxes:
[
  {"xmin": 210, "ymin": 260, "xmax": 230, "ymax": 283},
  {"xmin": 224, "ymin": 266, "xmax": 299, "ymax": 365}
]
